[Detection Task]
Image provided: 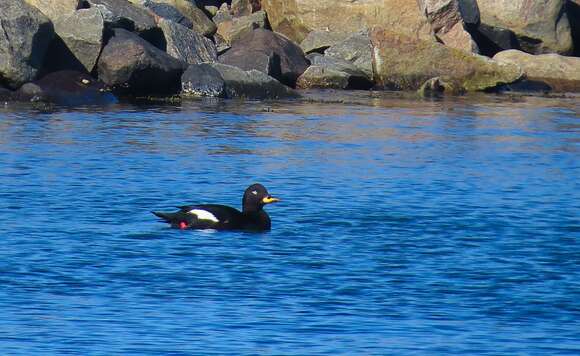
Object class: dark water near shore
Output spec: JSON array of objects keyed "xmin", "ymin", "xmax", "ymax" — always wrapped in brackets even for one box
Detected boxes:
[{"xmin": 0, "ymin": 92, "xmax": 578, "ymax": 355}]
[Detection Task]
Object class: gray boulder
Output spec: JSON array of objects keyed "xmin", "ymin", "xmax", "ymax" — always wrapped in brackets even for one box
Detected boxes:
[
  {"xmin": 85, "ymin": 0, "xmax": 156, "ymax": 34},
  {"xmin": 0, "ymin": 0, "xmax": 54, "ymax": 89},
  {"xmin": 51, "ymin": 8, "xmax": 105, "ymax": 73},
  {"xmin": 97, "ymin": 28, "xmax": 186, "ymax": 95},
  {"xmin": 300, "ymin": 30, "xmax": 350, "ymax": 54},
  {"xmin": 159, "ymin": 19, "xmax": 217, "ymax": 64},
  {"xmin": 141, "ymin": 1, "xmax": 193, "ymax": 29},
  {"xmin": 222, "ymin": 29, "xmax": 308, "ymax": 87},
  {"xmin": 181, "ymin": 63, "xmax": 226, "ymax": 97},
  {"xmin": 219, "ymin": 50, "xmax": 280, "ymax": 79},
  {"xmin": 296, "ymin": 53, "xmax": 373, "ymax": 89},
  {"xmin": 130, "ymin": 0, "xmax": 217, "ymax": 36},
  {"xmin": 182, "ymin": 63, "xmax": 297, "ymax": 99},
  {"xmin": 15, "ymin": 70, "xmax": 117, "ymax": 105},
  {"xmin": 325, "ymin": 33, "xmax": 373, "ymax": 80},
  {"xmin": 24, "ymin": 0, "xmax": 80, "ymax": 22}
]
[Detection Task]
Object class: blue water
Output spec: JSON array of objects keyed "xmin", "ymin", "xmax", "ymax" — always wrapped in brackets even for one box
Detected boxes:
[{"xmin": 0, "ymin": 93, "xmax": 578, "ymax": 355}]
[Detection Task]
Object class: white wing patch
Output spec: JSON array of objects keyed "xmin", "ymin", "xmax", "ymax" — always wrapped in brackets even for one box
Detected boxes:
[{"xmin": 188, "ymin": 209, "xmax": 219, "ymax": 223}]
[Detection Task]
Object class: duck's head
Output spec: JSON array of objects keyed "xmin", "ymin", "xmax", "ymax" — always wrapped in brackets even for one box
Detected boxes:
[{"xmin": 242, "ymin": 183, "xmax": 280, "ymax": 212}]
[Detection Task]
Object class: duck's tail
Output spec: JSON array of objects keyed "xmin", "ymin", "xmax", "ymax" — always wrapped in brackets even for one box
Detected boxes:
[{"xmin": 152, "ymin": 211, "xmax": 173, "ymax": 222}]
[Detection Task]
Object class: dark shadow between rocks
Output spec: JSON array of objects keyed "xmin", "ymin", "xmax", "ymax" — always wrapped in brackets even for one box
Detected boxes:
[
  {"xmin": 488, "ymin": 78, "xmax": 552, "ymax": 94},
  {"xmin": 468, "ymin": 23, "xmax": 520, "ymax": 57},
  {"xmin": 41, "ymin": 36, "xmax": 88, "ymax": 76},
  {"xmin": 568, "ymin": 1, "xmax": 580, "ymax": 57}
]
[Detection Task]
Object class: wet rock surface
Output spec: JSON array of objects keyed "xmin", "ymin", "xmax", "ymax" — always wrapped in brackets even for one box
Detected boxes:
[
  {"xmin": 182, "ymin": 63, "xmax": 298, "ymax": 99},
  {"xmin": 14, "ymin": 70, "xmax": 117, "ymax": 105}
]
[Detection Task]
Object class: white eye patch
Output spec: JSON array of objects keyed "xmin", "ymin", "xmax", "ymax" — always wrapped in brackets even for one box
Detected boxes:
[
  {"xmin": 252, "ymin": 190, "xmax": 258, "ymax": 195},
  {"xmin": 188, "ymin": 209, "xmax": 219, "ymax": 222}
]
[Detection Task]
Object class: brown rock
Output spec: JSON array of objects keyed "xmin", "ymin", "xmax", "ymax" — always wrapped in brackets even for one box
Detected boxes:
[
  {"xmin": 370, "ymin": 28, "xmax": 522, "ymax": 91},
  {"xmin": 477, "ymin": 0, "xmax": 573, "ymax": 54},
  {"xmin": 438, "ymin": 21, "xmax": 479, "ymax": 53},
  {"xmin": 260, "ymin": 0, "xmax": 433, "ymax": 44},
  {"xmin": 418, "ymin": 0, "xmax": 478, "ymax": 53},
  {"xmin": 493, "ymin": 49, "xmax": 580, "ymax": 92}
]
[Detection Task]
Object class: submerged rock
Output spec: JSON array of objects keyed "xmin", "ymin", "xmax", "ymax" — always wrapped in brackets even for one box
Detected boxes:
[
  {"xmin": 181, "ymin": 63, "xmax": 297, "ymax": 99},
  {"xmin": 97, "ymin": 28, "xmax": 186, "ymax": 95},
  {"xmin": 370, "ymin": 28, "xmax": 522, "ymax": 92},
  {"xmin": 15, "ymin": 70, "xmax": 117, "ymax": 105},
  {"xmin": 158, "ymin": 19, "xmax": 217, "ymax": 64},
  {"xmin": 0, "ymin": 0, "xmax": 54, "ymax": 89},
  {"xmin": 493, "ymin": 50, "xmax": 580, "ymax": 92}
]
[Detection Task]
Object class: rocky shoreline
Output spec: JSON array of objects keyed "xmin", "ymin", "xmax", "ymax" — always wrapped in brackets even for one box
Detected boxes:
[{"xmin": 1, "ymin": 0, "xmax": 579, "ymax": 105}]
